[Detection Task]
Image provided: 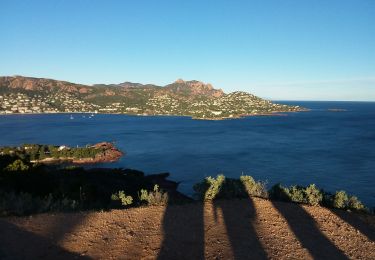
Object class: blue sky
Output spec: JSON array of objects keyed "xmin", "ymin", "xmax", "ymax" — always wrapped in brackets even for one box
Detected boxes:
[{"xmin": 1, "ymin": 0, "xmax": 374, "ymax": 101}]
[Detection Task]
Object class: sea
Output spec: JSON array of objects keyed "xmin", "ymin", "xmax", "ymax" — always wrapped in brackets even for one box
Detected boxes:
[{"xmin": 0, "ymin": 101, "xmax": 374, "ymax": 207}]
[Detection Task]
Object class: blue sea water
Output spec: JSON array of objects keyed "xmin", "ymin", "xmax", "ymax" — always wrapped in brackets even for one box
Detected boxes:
[{"xmin": 0, "ymin": 101, "xmax": 374, "ymax": 207}]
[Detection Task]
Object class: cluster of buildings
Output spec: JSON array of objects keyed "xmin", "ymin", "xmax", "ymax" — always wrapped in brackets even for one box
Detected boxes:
[
  {"xmin": 145, "ymin": 95, "xmax": 181, "ymax": 115},
  {"xmin": 0, "ymin": 93, "xmax": 99, "ymax": 114},
  {"xmin": 0, "ymin": 93, "xmax": 57, "ymax": 114},
  {"xmin": 0, "ymin": 90, "xmax": 302, "ymax": 119}
]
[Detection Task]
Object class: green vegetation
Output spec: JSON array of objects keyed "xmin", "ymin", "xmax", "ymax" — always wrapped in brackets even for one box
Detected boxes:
[
  {"xmin": 193, "ymin": 175, "xmax": 268, "ymax": 201},
  {"xmin": 193, "ymin": 175, "xmax": 369, "ymax": 213},
  {"xmin": 240, "ymin": 175, "xmax": 268, "ymax": 198},
  {"xmin": 0, "ymin": 158, "xmax": 181, "ymax": 216},
  {"xmin": 194, "ymin": 175, "xmax": 226, "ymax": 200},
  {"xmin": 111, "ymin": 191, "xmax": 133, "ymax": 206},
  {"xmin": 0, "ymin": 155, "xmax": 370, "ymax": 216},
  {"xmin": 139, "ymin": 185, "xmax": 168, "ymax": 206},
  {"xmin": 4, "ymin": 159, "xmax": 30, "ymax": 171},
  {"xmin": 268, "ymin": 183, "xmax": 367, "ymax": 212},
  {"xmin": 0, "ymin": 144, "xmax": 104, "ymax": 163},
  {"xmin": 0, "ymin": 191, "xmax": 78, "ymax": 216},
  {"xmin": 329, "ymin": 190, "xmax": 366, "ymax": 211},
  {"xmin": 269, "ymin": 184, "xmax": 323, "ymax": 206}
]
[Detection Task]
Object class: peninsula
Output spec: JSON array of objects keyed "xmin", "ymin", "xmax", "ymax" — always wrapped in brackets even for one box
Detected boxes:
[
  {"xmin": 0, "ymin": 142, "xmax": 123, "ymax": 166},
  {"xmin": 0, "ymin": 76, "xmax": 305, "ymax": 119}
]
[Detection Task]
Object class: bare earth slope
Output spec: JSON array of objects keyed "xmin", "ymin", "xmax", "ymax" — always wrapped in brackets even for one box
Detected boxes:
[{"xmin": 1, "ymin": 198, "xmax": 374, "ymax": 259}]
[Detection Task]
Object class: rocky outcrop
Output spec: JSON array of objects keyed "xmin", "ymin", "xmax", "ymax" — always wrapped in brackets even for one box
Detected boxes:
[{"xmin": 165, "ymin": 79, "xmax": 224, "ymax": 98}]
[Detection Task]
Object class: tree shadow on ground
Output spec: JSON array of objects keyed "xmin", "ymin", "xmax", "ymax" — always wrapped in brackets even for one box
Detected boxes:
[
  {"xmin": 212, "ymin": 186, "xmax": 268, "ymax": 259},
  {"xmin": 157, "ymin": 202, "xmax": 205, "ymax": 259},
  {"xmin": 271, "ymin": 200, "xmax": 348, "ymax": 259},
  {"xmin": 329, "ymin": 208, "xmax": 375, "ymax": 242},
  {"xmin": 0, "ymin": 219, "xmax": 91, "ymax": 259},
  {"xmin": 212, "ymin": 199, "xmax": 268, "ymax": 259},
  {"xmin": 158, "ymin": 179, "xmax": 268, "ymax": 259}
]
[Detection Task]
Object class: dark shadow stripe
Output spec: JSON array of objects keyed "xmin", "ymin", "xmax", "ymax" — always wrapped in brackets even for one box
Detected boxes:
[
  {"xmin": 157, "ymin": 203, "xmax": 205, "ymax": 260},
  {"xmin": 271, "ymin": 201, "xmax": 348, "ymax": 260},
  {"xmin": 0, "ymin": 219, "xmax": 91, "ymax": 259},
  {"xmin": 213, "ymin": 198, "xmax": 268, "ymax": 260},
  {"xmin": 330, "ymin": 209, "xmax": 375, "ymax": 242}
]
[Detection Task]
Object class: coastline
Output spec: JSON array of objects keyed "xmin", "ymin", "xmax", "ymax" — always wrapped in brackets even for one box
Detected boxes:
[{"xmin": 0, "ymin": 108, "xmax": 310, "ymax": 121}]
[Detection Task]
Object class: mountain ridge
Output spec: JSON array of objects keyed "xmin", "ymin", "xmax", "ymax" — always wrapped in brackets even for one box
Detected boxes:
[{"xmin": 0, "ymin": 76, "xmax": 305, "ymax": 119}]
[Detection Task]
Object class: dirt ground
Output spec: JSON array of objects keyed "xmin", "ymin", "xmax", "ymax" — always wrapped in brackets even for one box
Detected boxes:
[{"xmin": 1, "ymin": 198, "xmax": 374, "ymax": 259}]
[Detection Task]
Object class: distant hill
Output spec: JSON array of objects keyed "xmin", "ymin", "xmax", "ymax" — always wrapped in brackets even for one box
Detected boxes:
[{"xmin": 0, "ymin": 76, "xmax": 305, "ymax": 119}]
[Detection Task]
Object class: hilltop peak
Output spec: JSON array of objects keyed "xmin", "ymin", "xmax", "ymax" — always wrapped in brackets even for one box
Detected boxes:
[
  {"xmin": 174, "ymin": 78, "xmax": 185, "ymax": 84},
  {"xmin": 165, "ymin": 79, "xmax": 224, "ymax": 98}
]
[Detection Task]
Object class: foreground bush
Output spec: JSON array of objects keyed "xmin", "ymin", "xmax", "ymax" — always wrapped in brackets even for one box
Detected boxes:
[
  {"xmin": 193, "ymin": 175, "xmax": 368, "ymax": 213},
  {"xmin": 0, "ymin": 191, "xmax": 78, "ymax": 216},
  {"xmin": 0, "ymin": 167, "xmax": 370, "ymax": 215},
  {"xmin": 193, "ymin": 175, "xmax": 225, "ymax": 200},
  {"xmin": 333, "ymin": 190, "xmax": 349, "ymax": 209},
  {"xmin": 327, "ymin": 190, "xmax": 366, "ymax": 211},
  {"xmin": 240, "ymin": 175, "xmax": 268, "ymax": 198},
  {"xmin": 4, "ymin": 159, "xmax": 30, "ymax": 172},
  {"xmin": 0, "ymin": 167, "xmax": 165, "ymax": 215},
  {"xmin": 269, "ymin": 184, "xmax": 323, "ymax": 206},
  {"xmin": 269, "ymin": 183, "xmax": 368, "ymax": 212},
  {"xmin": 111, "ymin": 191, "xmax": 133, "ymax": 206},
  {"xmin": 139, "ymin": 185, "xmax": 168, "ymax": 206},
  {"xmin": 194, "ymin": 175, "xmax": 268, "ymax": 201}
]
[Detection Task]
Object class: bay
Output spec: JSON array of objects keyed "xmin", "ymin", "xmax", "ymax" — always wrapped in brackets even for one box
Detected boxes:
[{"xmin": 1, "ymin": 101, "xmax": 374, "ymax": 207}]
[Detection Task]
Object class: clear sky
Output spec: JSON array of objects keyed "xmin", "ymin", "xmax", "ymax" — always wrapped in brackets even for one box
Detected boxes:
[{"xmin": 1, "ymin": 0, "xmax": 374, "ymax": 101}]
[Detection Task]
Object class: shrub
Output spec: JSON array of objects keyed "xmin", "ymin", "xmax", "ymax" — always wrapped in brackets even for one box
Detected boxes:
[
  {"xmin": 287, "ymin": 185, "xmax": 305, "ymax": 203},
  {"xmin": 111, "ymin": 191, "xmax": 133, "ymax": 206},
  {"xmin": 0, "ymin": 191, "xmax": 78, "ymax": 216},
  {"xmin": 347, "ymin": 196, "xmax": 366, "ymax": 211},
  {"xmin": 269, "ymin": 184, "xmax": 323, "ymax": 206},
  {"xmin": 305, "ymin": 184, "xmax": 323, "ymax": 206},
  {"xmin": 240, "ymin": 175, "xmax": 268, "ymax": 198},
  {"xmin": 268, "ymin": 184, "xmax": 291, "ymax": 202},
  {"xmin": 4, "ymin": 159, "xmax": 29, "ymax": 171},
  {"xmin": 139, "ymin": 185, "xmax": 168, "ymax": 206},
  {"xmin": 333, "ymin": 190, "xmax": 349, "ymax": 209},
  {"xmin": 193, "ymin": 175, "xmax": 225, "ymax": 201}
]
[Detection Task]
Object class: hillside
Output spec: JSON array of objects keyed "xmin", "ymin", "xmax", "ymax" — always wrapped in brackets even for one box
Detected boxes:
[
  {"xmin": 0, "ymin": 76, "xmax": 304, "ymax": 119},
  {"xmin": 1, "ymin": 198, "xmax": 374, "ymax": 259}
]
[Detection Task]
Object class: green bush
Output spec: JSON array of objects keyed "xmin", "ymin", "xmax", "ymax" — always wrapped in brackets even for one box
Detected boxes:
[
  {"xmin": 268, "ymin": 184, "xmax": 291, "ymax": 202},
  {"xmin": 305, "ymin": 184, "xmax": 323, "ymax": 206},
  {"xmin": 193, "ymin": 174, "xmax": 225, "ymax": 201},
  {"xmin": 0, "ymin": 191, "xmax": 78, "ymax": 216},
  {"xmin": 139, "ymin": 185, "xmax": 168, "ymax": 206},
  {"xmin": 347, "ymin": 196, "xmax": 366, "ymax": 211},
  {"xmin": 269, "ymin": 183, "xmax": 323, "ymax": 206},
  {"xmin": 288, "ymin": 185, "xmax": 305, "ymax": 203},
  {"xmin": 4, "ymin": 159, "xmax": 29, "ymax": 171},
  {"xmin": 111, "ymin": 191, "xmax": 133, "ymax": 206},
  {"xmin": 240, "ymin": 175, "xmax": 268, "ymax": 198},
  {"xmin": 193, "ymin": 175, "xmax": 268, "ymax": 200},
  {"xmin": 333, "ymin": 190, "xmax": 349, "ymax": 209}
]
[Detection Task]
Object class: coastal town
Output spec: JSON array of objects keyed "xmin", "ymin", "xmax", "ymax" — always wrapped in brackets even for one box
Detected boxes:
[{"xmin": 0, "ymin": 93, "xmax": 99, "ymax": 114}]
